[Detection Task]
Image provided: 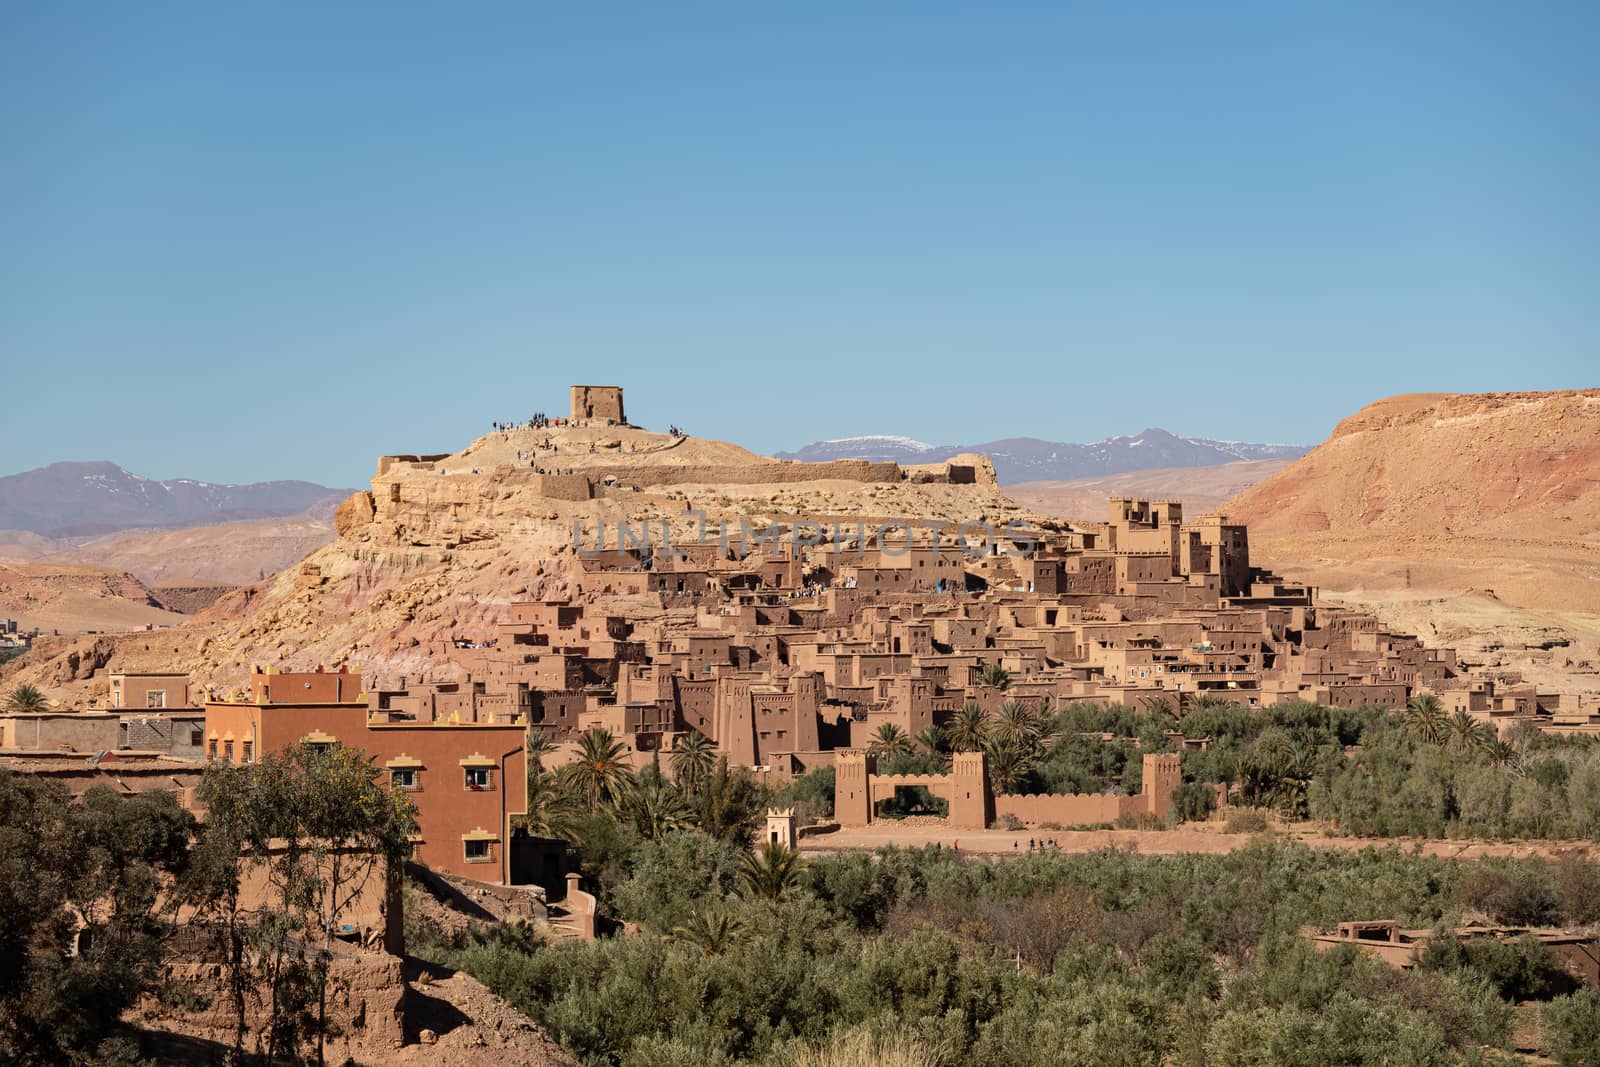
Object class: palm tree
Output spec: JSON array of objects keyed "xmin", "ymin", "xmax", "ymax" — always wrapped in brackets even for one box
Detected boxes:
[
  {"xmin": 669, "ymin": 907, "xmax": 743, "ymax": 957},
  {"xmin": 738, "ymin": 841, "xmax": 802, "ymax": 902},
  {"xmin": 525, "ymin": 731, "xmax": 555, "ymax": 776},
  {"xmin": 521, "ymin": 769, "xmax": 587, "ymax": 844},
  {"xmin": 560, "ymin": 727, "xmax": 636, "ymax": 810},
  {"xmin": 992, "ymin": 701, "xmax": 1039, "ymax": 751},
  {"xmin": 619, "ymin": 775, "xmax": 694, "ymax": 841},
  {"xmin": 4, "ymin": 683, "xmax": 47, "ymax": 713},
  {"xmin": 868, "ymin": 723, "xmax": 914, "ymax": 759},
  {"xmin": 1448, "ymin": 710, "xmax": 1494, "ymax": 752},
  {"xmin": 945, "ymin": 702, "xmax": 990, "ymax": 753},
  {"xmin": 668, "ymin": 730, "xmax": 716, "ymax": 793},
  {"xmin": 977, "ymin": 663, "xmax": 1012, "ymax": 691},
  {"xmin": 985, "ymin": 743, "xmax": 1030, "ymax": 794},
  {"xmin": 1404, "ymin": 693, "xmax": 1448, "ymax": 745},
  {"xmin": 913, "ymin": 724, "xmax": 946, "ymax": 754},
  {"xmin": 1485, "ymin": 738, "xmax": 1519, "ymax": 769}
]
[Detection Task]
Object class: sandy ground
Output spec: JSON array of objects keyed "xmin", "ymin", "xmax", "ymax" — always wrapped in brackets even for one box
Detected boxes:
[{"xmin": 799, "ymin": 821, "xmax": 1596, "ymax": 861}]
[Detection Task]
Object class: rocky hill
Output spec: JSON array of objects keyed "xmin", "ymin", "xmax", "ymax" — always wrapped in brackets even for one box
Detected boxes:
[
  {"xmin": 1, "ymin": 420, "xmax": 1038, "ymax": 701},
  {"xmin": 0, "ymin": 461, "xmax": 349, "ymax": 537},
  {"xmin": 1225, "ymin": 391, "xmax": 1600, "ymax": 538},
  {"xmin": 0, "ymin": 561, "xmax": 187, "ymax": 636},
  {"xmin": 778, "ymin": 429, "xmax": 1308, "ymax": 484},
  {"xmin": 1223, "ymin": 390, "xmax": 1600, "ymax": 694}
]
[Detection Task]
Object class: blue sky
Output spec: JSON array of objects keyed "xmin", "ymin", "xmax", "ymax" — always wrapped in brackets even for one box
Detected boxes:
[{"xmin": 3, "ymin": 2, "xmax": 1595, "ymax": 487}]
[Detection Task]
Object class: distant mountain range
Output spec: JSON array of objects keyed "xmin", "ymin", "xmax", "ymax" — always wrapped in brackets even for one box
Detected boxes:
[
  {"xmin": 0, "ymin": 461, "xmax": 352, "ymax": 537},
  {"xmin": 774, "ymin": 429, "xmax": 1310, "ymax": 485}
]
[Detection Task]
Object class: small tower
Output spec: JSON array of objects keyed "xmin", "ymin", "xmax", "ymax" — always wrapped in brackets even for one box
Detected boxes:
[
  {"xmin": 1141, "ymin": 752, "xmax": 1182, "ymax": 819},
  {"xmin": 765, "ymin": 808, "xmax": 797, "ymax": 849},
  {"xmin": 949, "ymin": 749, "xmax": 993, "ymax": 829},
  {"xmin": 834, "ymin": 750, "xmax": 875, "ymax": 827}
]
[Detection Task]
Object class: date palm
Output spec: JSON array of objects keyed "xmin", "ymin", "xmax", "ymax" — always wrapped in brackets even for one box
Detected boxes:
[
  {"xmin": 977, "ymin": 663, "xmax": 1012, "ymax": 691},
  {"xmin": 1484, "ymin": 738, "xmax": 1519, "ymax": 769},
  {"xmin": 525, "ymin": 730, "xmax": 555, "ymax": 776},
  {"xmin": 946, "ymin": 702, "xmax": 990, "ymax": 754},
  {"xmin": 992, "ymin": 701, "xmax": 1039, "ymax": 751},
  {"xmin": 914, "ymin": 724, "xmax": 945, "ymax": 754},
  {"xmin": 738, "ymin": 840, "xmax": 802, "ymax": 902},
  {"xmin": 984, "ymin": 742, "xmax": 1030, "ymax": 794},
  {"xmin": 868, "ymin": 723, "xmax": 914, "ymax": 759},
  {"xmin": 670, "ymin": 907, "xmax": 743, "ymax": 957},
  {"xmin": 619, "ymin": 775, "xmax": 694, "ymax": 841},
  {"xmin": 668, "ymin": 730, "xmax": 716, "ymax": 793},
  {"xmin": 4, "ymin": 683, "xmax": 47, "ymax": 713},
  {"xmin": 1403, "ymin": 693, "xmax": 1448, "ymax": 745},
  {"xmin": 560, "ymin": 727, "xmax": 636, "ymax": 810},
  {"xmin": 1448, "ymin": 710, "xmax": 1494, "ymax": 752}
]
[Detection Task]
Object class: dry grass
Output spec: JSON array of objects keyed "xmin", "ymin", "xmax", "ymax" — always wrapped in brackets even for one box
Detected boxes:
[{"xmin": 784, "ymin": 1028, "xmax": 946, "ymax": 1067}]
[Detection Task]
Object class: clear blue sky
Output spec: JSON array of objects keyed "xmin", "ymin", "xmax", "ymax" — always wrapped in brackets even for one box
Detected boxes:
[{"xmin": 3, "ymin": 2, "xmax": 1596, "ymax": 487}]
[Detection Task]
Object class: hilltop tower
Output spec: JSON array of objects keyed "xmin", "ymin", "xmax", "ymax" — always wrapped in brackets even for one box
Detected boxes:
[{"xmin": 571, "ymin": 385, "xmax": 625, "ymax": 425}]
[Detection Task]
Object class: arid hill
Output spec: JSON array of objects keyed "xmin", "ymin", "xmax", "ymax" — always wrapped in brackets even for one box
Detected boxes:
[
  {"xmin": 0, "ymin": 561, "xmax": 187, "ymax": 635},
  {"xmin": 1004, "ymin": 458, "xmax": 1292, "ymax": 522},
  {"xmin": 0, "ymin": 509, "xmax": 339, "ymax": 587},
  {"xmin": 1223, "ymin": 390, "xmax": 1600, "ymax": 694},
  {"xmin": 1, "ymin": 421, "xmax": 1037, "ymax": 702},
  {"xmin": 1226, "ymin": 390, "xmax": 1600, "ymax": 538}
]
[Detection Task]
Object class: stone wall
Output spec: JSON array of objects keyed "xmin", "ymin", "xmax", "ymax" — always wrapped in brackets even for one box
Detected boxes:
[
  {"xmin": 586, "ymin": 459, "xmax": 904, "ymax": 488},
  {"xmin": 994, "ymin": 791, "xmax": 1139, "ymax": 826}
]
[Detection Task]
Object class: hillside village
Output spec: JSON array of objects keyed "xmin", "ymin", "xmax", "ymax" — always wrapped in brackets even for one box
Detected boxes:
[{"xmin": 5, "ymin": 387, "xmax": 1597, "ymax": 889}]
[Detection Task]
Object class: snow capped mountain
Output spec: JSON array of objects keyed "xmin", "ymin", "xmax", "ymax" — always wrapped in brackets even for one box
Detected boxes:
[
  {"xmin": 0, "ymin": 461, "xmax": 352, "ymax": 537},
  {"xmin": 775, "ymin": 429, "xmax": 1310, "ymax": 485},
  {"xmin": 784, "ymin": 436, "xmax": 939, "ymax": 462}
]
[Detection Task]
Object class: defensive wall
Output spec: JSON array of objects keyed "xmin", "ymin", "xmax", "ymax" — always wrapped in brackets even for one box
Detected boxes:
[{"xmin": 835, "ymin": 749, "xmax": 1182, "ymax": 830}]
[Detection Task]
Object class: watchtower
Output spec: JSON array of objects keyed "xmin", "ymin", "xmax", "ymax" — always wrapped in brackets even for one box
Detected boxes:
[
  {"xmin": 834, "ymin": 750, "xmax": 874, "ymax": 827},
  {"xmin": 949, "ymin": 750, "xmax": 994, "ymax": 829},
  {"xmin": 1141, "ymin": 752, "xmax": 1182, "ymax": 819},
  {"xmin": 571, "ymin": 385, "xmax": 625, "ymax": 425}
]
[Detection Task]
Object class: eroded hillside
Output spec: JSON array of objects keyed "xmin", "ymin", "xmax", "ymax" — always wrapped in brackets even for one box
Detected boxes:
[
  {"xmin": 1, "ymin": 422, "xmax": 1037, "ymax": 702},
  {"xmin": 1224, "ymin": 390, "xmax": 1600, "ymax": 693}
]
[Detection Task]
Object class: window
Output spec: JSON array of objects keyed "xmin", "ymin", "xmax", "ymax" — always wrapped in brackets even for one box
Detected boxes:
[
  {"xmin": 464, "ymin": 767, "xmax": 491, "ymax": 790},
  {"xmin": 223, "ymin": 740, "xmax": 234, "ymax": 761},
  {"xmin": 391, "ymin": 768, "xmax": 419, "ymax": 790},
  {"xmin": 146, "ymin": 690, "xmax": 166, "ymax": 709},
  {"xmin": 464, "ymin": 840, "xmax": 490, "ymax": 862},
  {"xmin": 242, "ymin": 741, "xmax": 254, "ymax": 763},
  {"xmin": 208, "ymin": 739, "xmax": 218, "ymax": 759}
]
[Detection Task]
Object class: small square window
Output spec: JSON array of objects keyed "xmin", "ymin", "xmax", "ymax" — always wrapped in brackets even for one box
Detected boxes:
[
  {"xmin": 464, "ymin": 767, "xmax": 491, "ymax": 790},
  {"xmin": 391, "ymin": 768, "xmax": 419, "ymax": 790},
  {"xmin": 464, "ymin": 839, "xmax": 490, "ymax": 862}
]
